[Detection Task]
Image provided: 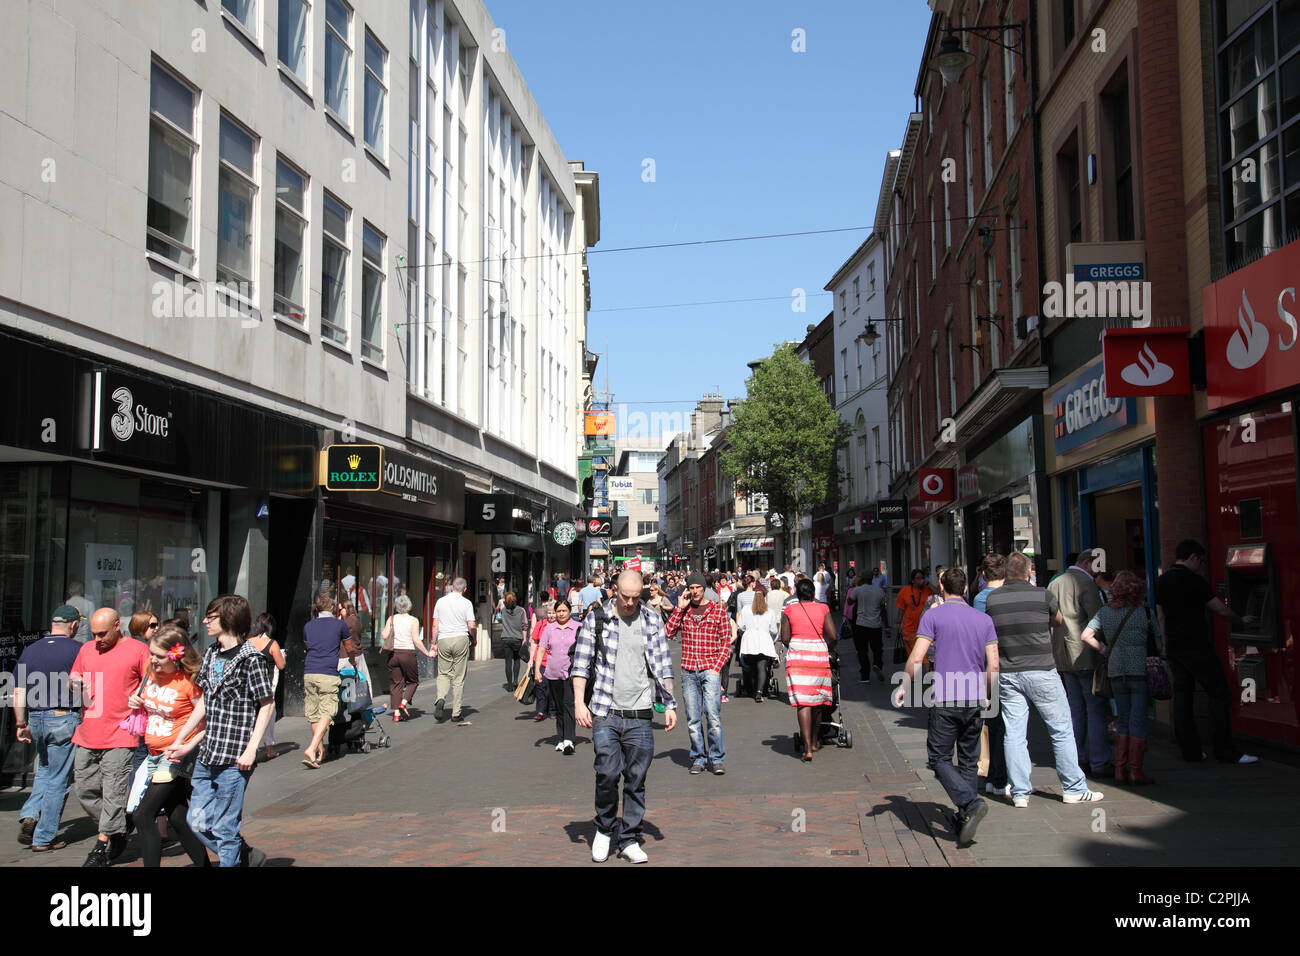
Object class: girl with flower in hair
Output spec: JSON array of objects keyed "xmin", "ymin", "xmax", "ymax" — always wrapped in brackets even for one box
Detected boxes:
[{"xmin": 126, "ymin": 623, "xmax": 210, "ymax": 866}]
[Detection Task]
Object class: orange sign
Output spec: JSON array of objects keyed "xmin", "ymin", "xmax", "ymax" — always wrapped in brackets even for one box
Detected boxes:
[{"xmin": 584, "ymin": 411, "xmax": 615, "ymax": 436}]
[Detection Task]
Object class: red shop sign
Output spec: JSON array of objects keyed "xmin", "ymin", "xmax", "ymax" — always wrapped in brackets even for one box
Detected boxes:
[
  {"xmin": 1101, "ymin": 327, "xmax": 1191, "ymax": 396},
  {"xmin": 918, "ymin": 468, "xmax": 955, "ymax": 503},
  {"xmin": 1202, "ymin": 239, "xmax": 1300, "ymax": 410}
]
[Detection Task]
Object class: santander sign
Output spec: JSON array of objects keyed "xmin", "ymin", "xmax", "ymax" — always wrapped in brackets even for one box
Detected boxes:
[{"xmin": 1203, "ymin": 240, "xmax": 1300, "ymax": 410}]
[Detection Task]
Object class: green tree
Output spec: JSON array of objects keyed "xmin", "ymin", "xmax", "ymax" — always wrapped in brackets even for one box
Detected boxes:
[{"xmin": 721, "ymin": 344, "xmax": 850, "ymax": 566}]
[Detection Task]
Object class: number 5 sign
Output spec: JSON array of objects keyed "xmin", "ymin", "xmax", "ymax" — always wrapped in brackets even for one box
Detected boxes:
[{"xmin": 466, "ymin": 493, "xmax": 513, "ymax": 532}]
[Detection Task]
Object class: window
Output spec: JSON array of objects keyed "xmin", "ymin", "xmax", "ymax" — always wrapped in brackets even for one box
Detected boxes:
[
  {"xmin": 364, "ymin": 30, "xmax": 387, "ymax": 151},
  {"xmin": 968, "ymin": 274, "xmax": 980, "ymax": 382},
  {"xmin": 637, "ymin": 487, "xmax": 660, "ymax": 505},
  {"xmin": 223, "ymin": 0, "xmax": 257, "ymax": 36},
  {"xmin": 273, "ymin": 156, "xmax": 307, "ymax": 321},
  {"xmin": 982, "ymin": 70, "xmax": 994, "ymax": 185},
  {"xmin": 321, "ymin": 192, "xmax": 350, "ymax": 345},
  {"xmin": 963, "ymin": 116, "xmax": 975, "ymax": 218},
  {"xmin": 1103, "ymin": 73, "xmax": 1135, "ymax": 240},
  {"xmin": 841, "ymin": 348, "xmax": 849, "ymax": 393},
  {"xmin": 361, "ymin": 223, "xmax": 384, "ymax": 361},
  {"xmin": 929, "ymin": 194, "xmax": 937, "ymax": 281},
  {"xmin": 325, "ymin": 0, "xmax": 351, "ymax": 118},
  {"xmin": 146, "ymin": 63, "xmax": 198, "ymax": 270},
  {"xmin": 933, "ymin": 349, "xmax": 942, "ymax": 424},
  {"xmin": 853, "ymin": 276, "xmax": 860, "ymax": 307},
  {"xmin": 868, "ymin": 260, "xmax": 876, "ymax": 293},
  {"xmin": 1004, "ymin": 24, "xmax": 1018, "ymax": 139},
  {"xmin": 1009, "ymin": 216, "xmax": 1024, "ymax": 342},
  {"xmin": 943, "ymin": 177, "xmax": 952, "ymax": 249},
  {"xmin": 1058, "ymin": 132, "xmax": 1084, "ymax": 250},
  {"xmin": 217, "ymin": 114, "xmax": 257, "ymax": 290},
  {"xmin": 946, "ymin": 327, "xmax": 957, "ymax": 413},
  {"xmin": 986, "ymin": 252, "xmax": 1001, "ymax": 369},
  {"xmin": 855, "ymin": 338, "xmax": 863, "ymax": 389},
  {"xmin": 1215, "ymin": 0, "xmax": 1300, "ymax": 268},
  {"xmin": 278, "ymin": 0, "xmax": 309, "ymax": 82},
  {"xmin": 840, "ymin": 290, "xmax": 847, "ymax": 318}
]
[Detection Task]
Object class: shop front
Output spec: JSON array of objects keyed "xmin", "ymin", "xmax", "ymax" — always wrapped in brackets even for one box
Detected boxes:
[
  {"xmin": 1044, "ymin": 357, "xmax": 1159, "ymax": 595},
  {"xmin": 0, "ymin": 328, "xmax": 318, "ymax": 781},
  {"xmin": 1200, "ymin": 239, "xmax": 1300, "ymax": 746},
  {"xmin": 321, "ymin": 444, "xmax": 466, "ymax": 654}
]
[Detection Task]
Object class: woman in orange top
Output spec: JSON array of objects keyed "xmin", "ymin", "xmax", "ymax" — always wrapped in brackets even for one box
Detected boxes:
[
  {"xmin": 895, "ymin": 569, "xmax": 935, "ymax": 660},
  {"xmin": 127, "ymin": 623, "xmax": 209, "ymax": 867}
]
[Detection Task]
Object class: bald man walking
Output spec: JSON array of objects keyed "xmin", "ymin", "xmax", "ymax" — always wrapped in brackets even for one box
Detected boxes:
[{"xmin": 69, "ymin": 607, "xmax": 149, "ymax": 867}]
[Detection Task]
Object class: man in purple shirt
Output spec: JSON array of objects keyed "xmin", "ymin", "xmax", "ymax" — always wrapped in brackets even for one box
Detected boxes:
[{"xmin": 894, "ymin": 567, "xmax": 999, "ymax": 847}]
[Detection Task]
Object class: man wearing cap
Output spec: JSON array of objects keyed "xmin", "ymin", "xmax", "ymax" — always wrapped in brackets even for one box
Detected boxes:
[
  {"xmin": 1048, "ymin": 549, "xmax": 1109, "ymax": 776},
  {"xmin": 13, "ymin": 606, "xmax": 84, "ymax": 852},
  {"xmin": 68, "ymin": 606, "xmax": 149, "ymax": 866},
  {"xmin": 664, "ymin": 571, "xmax": 733, "ymax": 775}
]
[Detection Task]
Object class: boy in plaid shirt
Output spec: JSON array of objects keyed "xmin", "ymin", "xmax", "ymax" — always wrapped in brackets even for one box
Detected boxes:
[{"xmin": 170, "ymin": 594, "xmax": 274, "ymax": 867}]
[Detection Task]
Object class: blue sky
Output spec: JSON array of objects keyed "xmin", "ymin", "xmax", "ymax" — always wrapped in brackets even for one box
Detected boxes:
[{"xmin": 486, "ymin": 0, "xmax": 935, "ymax": 438}]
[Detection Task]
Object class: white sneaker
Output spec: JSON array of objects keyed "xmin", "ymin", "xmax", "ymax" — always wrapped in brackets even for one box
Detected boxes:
[
  {"xmin": 985, "ymin": 783, "xmax": 1011, "ymax": 797},
  {"xmin": 1012, "ymin": 795, "xmax": 1030, "ymax": 808},
  {"xmin": 619, "ymin": 843, "xmax": 648, "ymax": 864},
  {"xmin": 1063, "ymin": 789, "xmax": 1104, "ymax": 804},
  {"xmin": 555, "ymin": 741, "xmax": 566, "ymax": 752},
  {"xmin": 563, "ymin": 741, "xmax": 575, "ymax": 755},
  {"xmin": 1238, "ymin": 754, "xmax": 1259, "ymax": 764},
  {"xmin": 591, "ymin": 831, "xmax": 611, "ymax": 863}
]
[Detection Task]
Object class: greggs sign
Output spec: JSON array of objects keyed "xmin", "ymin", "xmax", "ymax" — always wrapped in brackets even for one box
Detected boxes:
[{"xmin": 1203, "ymin": 239, "xmax": 1300, "ymax": 410}]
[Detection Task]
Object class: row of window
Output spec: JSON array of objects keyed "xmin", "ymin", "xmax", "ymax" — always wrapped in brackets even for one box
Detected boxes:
[
  {"xmin": 147, "ymin": 61, "xmax": 386, "ymax": 359},
  {"xmin": 223, "ymin": 0, "xmax": 388, "ymax": 154}
]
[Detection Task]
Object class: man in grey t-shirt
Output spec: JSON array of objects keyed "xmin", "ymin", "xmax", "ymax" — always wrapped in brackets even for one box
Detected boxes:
[{"xmin": 848, "ymin": 576, "xmax": 889, "ymax": 682}]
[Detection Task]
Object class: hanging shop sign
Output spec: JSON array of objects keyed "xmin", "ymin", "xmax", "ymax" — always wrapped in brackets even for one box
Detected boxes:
[
  {"xmin": 918, "ymin": 468, "xmax": 955, "ymax": 503},
  {"xmin": 553, "ymin": 521, "xmax": 578, "ymax": 546},
  {"xmin": 607, "ymin": 476, "xmax": 635, "ymax": 501},
  {"xmin": 877, "ymin": 499, "xmax": 907, "ymax": 521},
  {"xmin": 584, "ymin": 411, "xmax": 616, "ymax": 436},
  {"xmin": 1102, "ymin": 327, "xmax": 1191, "ymax": 397},
  {"xmin": 1050, "ymin": 365, "xmax": 1136, "ymax": 454},
  {"xmin": 1203, "ymin": 239, "xmax": 1300, "ymax": 410},
  {"xmin": 466, "ymin": 493, "xmax": 543, "ymax": 535},
  {"xmin": 323, "ymin": 444, "xmax": 383, "ymax": 490}
]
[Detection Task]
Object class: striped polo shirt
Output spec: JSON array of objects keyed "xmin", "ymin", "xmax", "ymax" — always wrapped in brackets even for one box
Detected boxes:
[{"xmin": 984, "ymin": 579, "xmax": 1059, "ymax": 672}]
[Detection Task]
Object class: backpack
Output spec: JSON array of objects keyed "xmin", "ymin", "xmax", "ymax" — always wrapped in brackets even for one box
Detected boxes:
[{"xmin": 567, "ymin": 607, "xmax": 607, "ymax": 705}]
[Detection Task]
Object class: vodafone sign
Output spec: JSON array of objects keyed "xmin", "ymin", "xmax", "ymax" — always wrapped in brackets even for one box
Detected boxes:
[
  {"xmin": 1203, "ymin": 239, "xmax": 1300, "ymax": 410},
  {"xmin": 918, "ymin": 468, "xmax": 954, "ymax": 503}
]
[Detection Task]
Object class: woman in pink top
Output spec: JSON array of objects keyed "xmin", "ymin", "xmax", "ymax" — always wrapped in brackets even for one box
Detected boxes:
[
  {"xmin": 536, "ymin": 601, "xmax": 580, "ymax": 755},
  {"xmin": 779, "ymin": 579, "xmax": 838, "ymax": 762}
]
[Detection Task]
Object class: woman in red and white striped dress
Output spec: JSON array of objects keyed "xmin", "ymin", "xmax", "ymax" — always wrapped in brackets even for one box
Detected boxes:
[{"xmin": 779, "ymin": 578, "xmax": 838, "ymax": 762}]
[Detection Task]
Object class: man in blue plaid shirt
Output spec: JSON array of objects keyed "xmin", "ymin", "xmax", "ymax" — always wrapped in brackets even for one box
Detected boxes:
[{"xmin": 574, "ymin": 569, "xmax": 676, "ymax": 864}]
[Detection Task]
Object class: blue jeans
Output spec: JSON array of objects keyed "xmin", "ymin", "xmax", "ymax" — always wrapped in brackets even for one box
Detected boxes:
[
  {"xmin": 20, "ymin": 710, "xmax": 80, "ymax": 846},
  {"xmin": 1112, "ymin": 675, "xmax": 1149, "ymax": 739},
  {"xmin": 681, "ymin": 669, "xmax": 725, "ymax": 767},
  {"xmin": 592, "ymin": 714, "xmax": 654, "ymax": 849},
  {"xmin": 187, "ymin": 762, "xmax": 253, "ymax": 867},
  {"xmin": 999, "ymin": 670, "xmax": 1087, "ymax": 798},
  {"xmin": 1060, "ymin": 670, "xmax": 1112, "ymax": 768}
]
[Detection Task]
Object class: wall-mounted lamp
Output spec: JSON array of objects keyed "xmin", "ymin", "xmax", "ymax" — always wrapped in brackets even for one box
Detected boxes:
[{"xmin": 932, "ymin": 17, "xmax": 1026, "ymax": 85}]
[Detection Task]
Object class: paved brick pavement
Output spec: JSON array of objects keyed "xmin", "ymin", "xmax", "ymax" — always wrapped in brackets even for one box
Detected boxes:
[{"xmin": 3, "ymin": 616, "xmax": 1298, "ymax": 866}]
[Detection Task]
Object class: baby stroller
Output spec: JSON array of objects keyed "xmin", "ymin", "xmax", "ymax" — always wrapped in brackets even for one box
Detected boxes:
[
  {"xmin": 791, "ymin": 654, "xmax": 853, "ymax": 752},
  {"xmin": 327, "ymin": 667, "xmax": 391, "ymax": 757}
]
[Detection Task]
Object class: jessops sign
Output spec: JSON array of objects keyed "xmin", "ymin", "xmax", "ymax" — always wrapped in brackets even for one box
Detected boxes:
[{"xmin": 1051, "ymin": 365, "xmax": 1136, "ymax": 454}]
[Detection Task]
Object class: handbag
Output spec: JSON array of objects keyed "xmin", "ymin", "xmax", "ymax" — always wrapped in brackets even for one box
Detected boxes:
[
  {"xmin": 339, "ymin": 668, "xmax": 372, "ymax": 715},
  {"xmin": 893, "ymin": 634, "xmax": 907, "ymax": 665},
  {"xmin": 119, "ymin": 707, "xmax": 148, "ymax": 736},
  {"xmin": 1145, "ymin": 603, "xmax": 1172, "ymax": 700},
  {"xmin": 381, "ymin": 616, "xmax": 395, "ymax": 653},
  {"xmin": 1093, "ymin": 607, "xmax": 1138, "ymax": 700}
]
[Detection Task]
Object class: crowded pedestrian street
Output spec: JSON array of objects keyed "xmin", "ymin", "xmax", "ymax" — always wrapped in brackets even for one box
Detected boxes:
[{"xmin": 6, "ymin": 628, "xmax": 1293, "ymax": 869}]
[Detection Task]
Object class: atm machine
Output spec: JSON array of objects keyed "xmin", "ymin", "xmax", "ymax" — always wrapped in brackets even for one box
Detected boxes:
[{"xmin": 1223, "ymin": 543, "xmax": 1281, "ymax": 699}]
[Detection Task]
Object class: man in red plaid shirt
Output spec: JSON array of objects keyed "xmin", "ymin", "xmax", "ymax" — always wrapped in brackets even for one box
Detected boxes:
[{"xmin": 664, "ymin": 572, "xmax": 735, "ymax": 775}]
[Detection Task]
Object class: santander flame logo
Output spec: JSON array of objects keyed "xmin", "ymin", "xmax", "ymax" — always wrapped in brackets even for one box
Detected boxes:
[
  {"xmin": 1120, "ymin": 341, "xmax": 1175, "ymax": 388},
  {"xmin": 1226, "ymin": 289, "xmax": 1270, "ymax": 370}
]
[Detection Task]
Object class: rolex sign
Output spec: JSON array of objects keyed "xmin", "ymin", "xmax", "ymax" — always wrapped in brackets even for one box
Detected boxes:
[{"xmin": 324, "ymin": 444, "xmax": 383, "ymax": 490}]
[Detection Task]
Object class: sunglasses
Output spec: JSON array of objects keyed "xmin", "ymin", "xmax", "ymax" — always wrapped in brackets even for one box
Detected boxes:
[{"xmin": 147, "ymin": 621, "xmax": 160, "ymax": 630}]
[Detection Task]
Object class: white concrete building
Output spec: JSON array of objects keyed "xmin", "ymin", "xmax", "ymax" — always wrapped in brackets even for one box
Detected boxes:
[
  {"xmin": 0, "ymin": 0, "xmax": 597, "ymax": 712},
  {"xmin": 824, "ymin": 150, "xmax": 897, "ymax": 580}
]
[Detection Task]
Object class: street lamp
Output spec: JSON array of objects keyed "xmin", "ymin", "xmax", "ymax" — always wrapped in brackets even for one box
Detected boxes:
[
  {"xmin": 931, "ymin": 18, "xmax": 1026, "ymax": 85},
  {"xmin": 860, "ymin": 322, "xmax": 880, "ymax": 346}
]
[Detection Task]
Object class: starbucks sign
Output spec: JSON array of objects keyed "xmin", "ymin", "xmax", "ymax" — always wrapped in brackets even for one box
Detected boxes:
[{"xmin": 553, "ymin": 521, "xmax": 577, "ymax": 546}]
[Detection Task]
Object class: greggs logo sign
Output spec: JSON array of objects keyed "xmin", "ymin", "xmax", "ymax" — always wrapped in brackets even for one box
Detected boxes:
[{"xmin": 323, "ymin": 444, "xmax": 382, "ymax": 490}]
